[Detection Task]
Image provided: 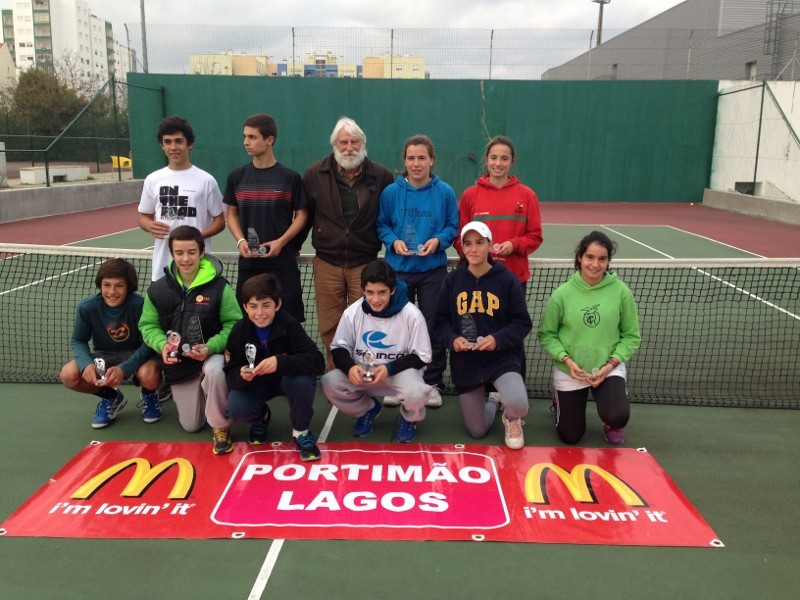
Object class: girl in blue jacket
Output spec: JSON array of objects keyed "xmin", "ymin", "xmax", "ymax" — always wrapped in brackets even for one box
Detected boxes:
[{"xmin": 377, "ymin": 134, "xmax": 459, "ymax": 407}]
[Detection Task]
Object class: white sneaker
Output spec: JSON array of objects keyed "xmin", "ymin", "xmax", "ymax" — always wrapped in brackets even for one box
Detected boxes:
[
  {"xmin": 425, "ymin": 386, "xmax": 443, "ymax": 408},
  {"xmin": 382, "ymin": 395, "xmax": 402, "ymax": 407},
  {"xmin": 502, "ymin": 412, "xmax": 525, "ymax": 449},
  {"xmin": 488, "ymin": 391, "xmax": 501, "ymax": 404}
]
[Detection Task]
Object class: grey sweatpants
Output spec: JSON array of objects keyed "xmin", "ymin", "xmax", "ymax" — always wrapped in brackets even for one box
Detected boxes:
[
  {"xmin": 321, "ymin": 368, "xmax": 430, "ymax": 423},
  {"xmin": 458, "ymin": 371, "xmax": 529, "ymax": 439},
  {"xmin": 170, "ymin": 354, "xmax": 228, "ymax": 432}
]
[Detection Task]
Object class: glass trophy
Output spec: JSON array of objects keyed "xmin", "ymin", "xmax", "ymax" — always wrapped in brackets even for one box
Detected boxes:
[
  {"xmin": 94, "ymin": 357, "xmax": 106, "ymax": 384},
  {"xmin": 165, "ymin": 331, "xmax": 181, "ymax": 358},
  {"xmin": 362, "ymin": 350, "xmax": 376, "ymax": 382},
  {"xmin": 460, "ymin": 313, "xmax": 479, "ymax": 347},
  {"xmin": 492, "ymin": 242, "xmax": 502, "ymax": 254},
  {"xmin": 245, "ymin": 343, "xmax": 257, "ymax": 372},
  {"xmin": 247, "ymin": 227, "xmax": 268, "ymax": 256},
  {"xmin": 403, "ymin": 224, "xmax": 424, "ymax": 255},
  {"xmin": 181, "ymin": 317, "xmax": 205, "ymax": 354}
]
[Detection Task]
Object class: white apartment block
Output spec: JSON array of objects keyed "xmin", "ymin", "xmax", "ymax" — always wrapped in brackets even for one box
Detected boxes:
[{"xmin": 1, "ymin": 0, "xmax": 133, "ymax": 82}]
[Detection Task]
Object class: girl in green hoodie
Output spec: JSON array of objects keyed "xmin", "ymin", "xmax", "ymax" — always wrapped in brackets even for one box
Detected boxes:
[{"xmin": 538, "ymin": 231, "xmax": 641, "ymax": 445}]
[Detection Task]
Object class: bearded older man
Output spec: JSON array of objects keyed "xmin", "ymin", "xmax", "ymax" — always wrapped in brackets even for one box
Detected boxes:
[{"xmin": 303, "ymin": 117, "xmax": 394, "ymax": 370}]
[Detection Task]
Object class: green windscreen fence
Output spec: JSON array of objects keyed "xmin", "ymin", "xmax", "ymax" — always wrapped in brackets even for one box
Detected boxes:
[{"xmin": 127, "ymin": 75, "xmax": 718, "ymax": 202}]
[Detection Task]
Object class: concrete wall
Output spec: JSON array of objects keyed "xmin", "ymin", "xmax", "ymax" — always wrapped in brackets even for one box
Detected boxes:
[
  {"xmin": 712, "ymin": 80, "xmax": 800, "ymax": 203},
  {"xmin": 703, "ymin": 188, "xmax": 800, "ymax": 226},
  {"xmin": 0, "ymin": 180, "xmax": 143, "ymax": 224}
]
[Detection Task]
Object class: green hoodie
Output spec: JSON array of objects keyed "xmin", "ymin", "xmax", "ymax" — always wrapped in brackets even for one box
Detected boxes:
[
  {"xmin": 139, "ymin": 255, "xmax": 241, "ymax": 357},
  {"xmin": 538, "ymin": 270, "xmax": 641, "ymax": 374}
]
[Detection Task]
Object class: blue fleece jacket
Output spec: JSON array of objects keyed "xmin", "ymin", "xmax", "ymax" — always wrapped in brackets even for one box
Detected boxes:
[{"xmin": 377, "ymin": 174, "xmax": 459, "ymax": 274}]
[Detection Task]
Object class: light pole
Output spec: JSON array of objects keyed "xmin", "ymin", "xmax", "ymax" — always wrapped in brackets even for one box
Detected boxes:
[
  {"xmin": 592, "ymin": 0, "xmax": 611, "ymax": 47},
  {"xmin": 140, "ymin": 0, "xmax": 149, "ymax": 73}
]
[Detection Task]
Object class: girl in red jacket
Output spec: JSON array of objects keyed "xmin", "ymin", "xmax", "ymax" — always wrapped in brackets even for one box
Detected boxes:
[{"xmin": 457, "ymin": 135, "xmax": 543, "ymax": 286}]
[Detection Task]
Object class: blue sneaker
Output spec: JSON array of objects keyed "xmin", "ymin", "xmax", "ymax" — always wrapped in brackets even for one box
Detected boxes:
[
  {"xmin": 293, "ymin": 432, "xmax": 322, "ymax": 462},
  {"xmin": 353, "ymin": 397, "xmax": 382, "ymax": 437},
  {"xmin": 91, "ymin": 390, "xmax": 127, "ymax": 429},
  {"xmin": 249, "ymin": 405, "xmax": 272, "ymax": 445},
  {"xmin": 392, "ymin": 415, "xmax": 417, "ymax": 443},
  {"xmin": 137, "ymin": 390, "xmax": 162, "ymax": 424}
]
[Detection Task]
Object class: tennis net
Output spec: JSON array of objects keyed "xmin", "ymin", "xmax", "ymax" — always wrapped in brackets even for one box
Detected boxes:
[{"xmin": 1, "ymin": 243, "xmax": 798, "ymax": 409}]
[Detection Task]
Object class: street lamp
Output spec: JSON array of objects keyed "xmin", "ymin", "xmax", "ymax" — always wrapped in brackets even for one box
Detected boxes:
[{"xmin": 592, "ymin": 0, "xmax": 611, "ymax": 47}]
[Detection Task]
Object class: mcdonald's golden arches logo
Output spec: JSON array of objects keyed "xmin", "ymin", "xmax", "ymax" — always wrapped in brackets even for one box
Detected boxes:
[
  {"xmin": 71, "ymin": 458, "xmax": 195, "ymax": 500},
  {"xmin": 524, "ymin": 463, "xmax": 647, "ymax": 506}
]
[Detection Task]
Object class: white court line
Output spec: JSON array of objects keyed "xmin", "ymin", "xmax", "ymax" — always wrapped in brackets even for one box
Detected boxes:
[
  {"xmin": 664, "ymin": 225, "xmax": 765, "ymax": 258},
  {"xmin": 697, "ymin": 269, "xmax": 800, "ymax": 322},
  {"xmin": 247, "ymin": 404, "xmax": 339, "ymax": 599},
  {"xmin": 68, "ymin": 227, "xmax": 141, "ymax": 246},
  {"xmin": 0, "ymin": 262, "xmax": 100, "ymax": 296},
  {"xmin": 600, "ymin": 225, "xmax": 676, "ymax": 259},
  {"xmin": 247, "ymin": 539, "xmax": 285, "ymax": 600},
  {"xmin": 601, "ymin": 225, "xmax": 799, "ymax": 321}
]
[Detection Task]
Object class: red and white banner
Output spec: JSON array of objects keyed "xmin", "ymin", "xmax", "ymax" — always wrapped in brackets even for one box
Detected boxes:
[{"xmin": 0, "ymin": 442, "xmax": 722, "ymax": 546}]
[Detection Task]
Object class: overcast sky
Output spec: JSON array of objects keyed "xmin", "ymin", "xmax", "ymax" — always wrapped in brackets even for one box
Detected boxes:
[{"xmin": 96, "ymin": 0, "xmax": 686, "ymax": 36}]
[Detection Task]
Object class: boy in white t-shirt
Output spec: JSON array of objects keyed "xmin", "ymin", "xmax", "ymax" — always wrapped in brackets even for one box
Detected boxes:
[
  {"xmin": 320, "ymin": 259, "xmax": 432, "ymax": 443},
  {"xmin": 138, "ymin": 116, "xmax": 226, "ymax": 281}
]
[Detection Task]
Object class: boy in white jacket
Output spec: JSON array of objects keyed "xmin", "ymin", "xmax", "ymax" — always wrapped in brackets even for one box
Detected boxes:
[{"xmin": 320, "ymin": 259, "xmax": 432, "ymax": 443}]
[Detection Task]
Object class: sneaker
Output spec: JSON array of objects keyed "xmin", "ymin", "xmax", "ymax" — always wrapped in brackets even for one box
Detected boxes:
[
  {"xmin": 248, "ymin": 406, "xmax": 272, "ymax": 445},
  {"xmin": 137, "ymin": 390, "xmax": 162, "ymax": 424},
  {"xmin": 604, "ymin": 424, "xmax": 625, "ymax": 445},
  {"xmin": 353, "ymin": 397, "xmax": 382, "ymax": 437},
  {"xmin": 502, "ymin": 411, "xmax": 525, "ymax": 449},
  {"xmin": 392, "ymin": 415, "xmax": 417, "ymax": 443},
  {"xmin": 294, "ymin": 432, "xmax": 322, "ymax": 462},
  {"xmin": 91, "ymin": 390, "xmax": 127, "ymax": 429},
  {"xmin": 425, "ymin": 386, "xmax": 443, "ymax": 408},
  {"xmin": 488, "ymin": 391, "xmax": 501, "ymax": 404},
  {"xmin": 157, "ymin": 380, "xmax": 172, "ymax": 403},
  {"xmin": 382, "ymin": 395, "xmax": 402, "ymax": 407},
  {"xmin": 212, "ymin": 427, "xmax": 233, "ymax": 455}
]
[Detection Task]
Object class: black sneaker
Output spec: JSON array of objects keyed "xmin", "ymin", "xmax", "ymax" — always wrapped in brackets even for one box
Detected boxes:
[
  {"xmin": 248, "ymin": 405, "xmax": 272, "ymax": 445},
  {"xmin": 212, "ymin": 427, "xmax": 233, "ymax": 455},
  {"xmin": 293, "ymin": 432, "xmax": 321, "ymax": 462}
]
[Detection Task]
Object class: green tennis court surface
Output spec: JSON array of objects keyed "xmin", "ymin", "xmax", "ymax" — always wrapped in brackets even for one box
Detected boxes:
[{"xmin": 1, "ymin": 224, "xmax": 799, "ymax": 599}]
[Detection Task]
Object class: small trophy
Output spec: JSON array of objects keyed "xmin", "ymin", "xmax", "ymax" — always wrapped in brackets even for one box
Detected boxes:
[
  {"xmin": 247, "ymin": 227, "xmax": 268, "ymax": 256},
  {"xmin": 94, "ymin": 357, "xmax": 106, "ymax": 385},
  {"xmin": 403, "ymin": 224, "xmax": 425, "ymax": 255},
  {"xmin": 181, "ymin": 316, "xmax": 205, "ymax": 355},
  {"xmin": 460, "ymin": 313, "xmax": 479, "ymax": 348},
  {"xmin": 165, "ymin": 331, "xmax": 181, "ymax": 359},
  {"xmin": 362, "ymin": 350, "xmax": 376, "ymax": 382},
  {"xmin": 245, "ymin": 343, "xmax": 257, "ymax": 372}
]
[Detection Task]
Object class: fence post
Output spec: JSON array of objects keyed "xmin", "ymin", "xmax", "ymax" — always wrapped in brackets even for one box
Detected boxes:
[
  {"xmin": 111, "ymin": 75, "xmax": 122, "ymax": 182},
  {"xmin": 753, "ymin": 81, "xmax": 766, "ymax": 194}
]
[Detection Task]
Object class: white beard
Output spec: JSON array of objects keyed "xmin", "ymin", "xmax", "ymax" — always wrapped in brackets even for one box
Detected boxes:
[{"xmin": 334, "ymin": 146, "xmax": 367, "ymax": 171}]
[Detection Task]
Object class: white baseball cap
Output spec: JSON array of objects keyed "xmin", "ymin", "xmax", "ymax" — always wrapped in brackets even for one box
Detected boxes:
[{"xmin": 460, "ymin": 221, "xmax": 492, "ymax": 242}]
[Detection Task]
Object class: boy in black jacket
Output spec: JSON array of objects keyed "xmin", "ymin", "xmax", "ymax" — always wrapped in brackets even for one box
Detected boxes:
[{"xmin": 224, "ymin": 273, "xmax": 325, "ymax": 460}]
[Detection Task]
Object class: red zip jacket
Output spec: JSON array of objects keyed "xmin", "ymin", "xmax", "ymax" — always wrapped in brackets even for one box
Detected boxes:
[{"xmin": 456, "ymin": 174, "xmax": 543, "ymax": 283}]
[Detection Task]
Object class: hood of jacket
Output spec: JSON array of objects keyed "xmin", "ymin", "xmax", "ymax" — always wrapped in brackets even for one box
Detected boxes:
[
  {"xmin": 165, "ymin": 254, "xmax": 224, "ymax": 291},
  {"xmin": 361, "ymin": 278, "xmax": 410, "ymax": 318}
]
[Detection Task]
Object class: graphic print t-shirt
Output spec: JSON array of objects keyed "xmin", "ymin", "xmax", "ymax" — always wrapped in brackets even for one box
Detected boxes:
[{"xmin": 138, "ymin": 165, "xmax": 224, "ymax": 280}]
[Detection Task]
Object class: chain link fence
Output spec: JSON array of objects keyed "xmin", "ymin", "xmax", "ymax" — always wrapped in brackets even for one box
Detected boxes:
[
  {"xmin": 120, "ymin": 24, "xmax": 800, "ymax": 82},
  {"xmin": 0, "ymin": 77, "xmax": 130, "ymax": 187}
]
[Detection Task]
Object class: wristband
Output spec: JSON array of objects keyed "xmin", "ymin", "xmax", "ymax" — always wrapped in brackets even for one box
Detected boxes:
[
  {"xmin": 607, "ymin": 357, "xmax": 620, "ymax": 368},
  {"xmin": 236, "ymin": 238, "xmax": 246, "ymax": 246},
  {"xmin": 561, "ymin": 354, "xmax": 571, "ymax": 364}
]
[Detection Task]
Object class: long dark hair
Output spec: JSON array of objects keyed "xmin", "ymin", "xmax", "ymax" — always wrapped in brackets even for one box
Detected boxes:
[{"xmin": 574, "ymin": 230, "xmax": 616, "ymax": 270}]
